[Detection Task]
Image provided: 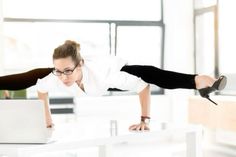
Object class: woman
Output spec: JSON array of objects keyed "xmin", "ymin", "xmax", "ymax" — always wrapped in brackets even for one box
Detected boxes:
[{"xmin": 0, "ymin": 40, "xmax": 227, "ymax": 131}]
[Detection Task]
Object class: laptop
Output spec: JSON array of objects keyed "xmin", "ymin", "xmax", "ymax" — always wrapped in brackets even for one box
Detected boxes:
[{"xmin": 0, "ymin": 99, "xmax": 51, "ymax": 144}]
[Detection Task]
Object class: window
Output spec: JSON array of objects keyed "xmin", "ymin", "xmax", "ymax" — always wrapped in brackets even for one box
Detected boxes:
[
  {"xmin": 3, "ymin": 22, "xmax": 110, "ymax": 69},
  {"xmin": 116, "ymin": 26, "xmax": 162, "ymax": 67}
]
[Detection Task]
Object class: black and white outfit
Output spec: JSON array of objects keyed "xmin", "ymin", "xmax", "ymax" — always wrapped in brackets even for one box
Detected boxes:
[{"xmin": 0, "ymin": 55, "xmax": 197, "ymax": 94}]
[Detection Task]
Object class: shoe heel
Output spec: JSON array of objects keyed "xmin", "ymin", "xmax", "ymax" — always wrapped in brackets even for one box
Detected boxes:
[
  {"xmin": 199, "ymin": 87, "xmax": 211, "ymax": 98},
  {"xmin": 206, "ymin": 95, "xmax": 218, "ymax": 105}
]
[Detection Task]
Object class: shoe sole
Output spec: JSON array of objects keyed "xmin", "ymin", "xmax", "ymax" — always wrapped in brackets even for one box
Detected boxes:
[{"xmin": 217, "ymin": 76, "xmax": 227, "ymax": 90}]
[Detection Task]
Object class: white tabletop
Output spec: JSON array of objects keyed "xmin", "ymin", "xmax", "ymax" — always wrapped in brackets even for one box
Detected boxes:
[{"xmin": 0, "ymin": 119, "xmax": 202, "ymax": 157}]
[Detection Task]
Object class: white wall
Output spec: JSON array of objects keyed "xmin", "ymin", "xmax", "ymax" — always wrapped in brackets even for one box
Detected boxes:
[{"xmin": 163, "ymin": 0, "xmax": 194, "ymax": 124}]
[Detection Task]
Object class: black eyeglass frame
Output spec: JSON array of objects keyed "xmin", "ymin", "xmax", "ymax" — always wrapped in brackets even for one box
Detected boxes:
[{"xmin": 52, "ymin": 64, "xmax": 79, "ymax": 76}]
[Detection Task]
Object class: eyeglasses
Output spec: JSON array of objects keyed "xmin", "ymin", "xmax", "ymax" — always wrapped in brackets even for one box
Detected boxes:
[{"xmin": 52, "ymin": 64, "xmax": 78, "ymax": 76}]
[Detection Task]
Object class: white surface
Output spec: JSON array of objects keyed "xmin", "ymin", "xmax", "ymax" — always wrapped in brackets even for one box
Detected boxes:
[
  {"xmin": 0, "ymin": 95, "xmax": 203, "ymax": 157},
  {"xmin": 0, "ymin": 119, "xmax": 203, "ymax": 157}
]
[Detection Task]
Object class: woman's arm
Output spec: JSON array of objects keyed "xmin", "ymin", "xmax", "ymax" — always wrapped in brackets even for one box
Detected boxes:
[
  {"xmin": 107, "ymin": 71, "xmax": 151, "ymax": 131},
  {"xmin": 129, "ymin": 85, "xmax": 151, "ymax": 131},
  {"xmin": 139, "ymin": 84, "xmax": 151, "ymax": 118},
  {"xmin": 37, "ymin": 91, "xmax": 53, "ymax": 128}
]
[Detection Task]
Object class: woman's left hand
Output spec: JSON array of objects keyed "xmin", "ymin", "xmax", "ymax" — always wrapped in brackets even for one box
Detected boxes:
[
  {"xmin": 129, "ymin": 122, "xmax": 150, "ymax": 131},
  {"xmin": 46, "ymin": 123, "xmax": 55, "ymax": 138}
]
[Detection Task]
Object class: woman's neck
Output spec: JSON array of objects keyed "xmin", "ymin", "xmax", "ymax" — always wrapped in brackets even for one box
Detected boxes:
[{"xmin": 76, "ymin": 71, "xmax": 84, "ymax": 90}]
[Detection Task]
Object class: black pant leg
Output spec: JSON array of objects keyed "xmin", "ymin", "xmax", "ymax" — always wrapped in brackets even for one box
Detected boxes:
[
  {"xmin": 120, "ymin": 65, "xmax": 197, "ymax": 89},
  {"xmin": 0, "ymin": 68, "xmax": 53, "ymax": 90}
]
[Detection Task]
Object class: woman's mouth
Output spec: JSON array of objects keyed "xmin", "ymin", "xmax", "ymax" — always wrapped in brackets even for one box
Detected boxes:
[{"xmin": 63, "ymin": 81, "xmax": 71, "ymax": 86}]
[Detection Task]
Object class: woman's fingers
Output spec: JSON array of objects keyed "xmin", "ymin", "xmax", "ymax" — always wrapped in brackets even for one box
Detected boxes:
[
  {"xmin": 129, "ymin": 123, "xmax": 150, "ymax": 131},
  {"xmin": 129, "ymin": 124, "xmax": 138, "ymax": 130}
]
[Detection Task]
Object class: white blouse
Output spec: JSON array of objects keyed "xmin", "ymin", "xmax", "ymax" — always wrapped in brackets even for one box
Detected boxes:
[{"xmin": 36, "ymin": 55, "xmax": 148, "ymax": 96}]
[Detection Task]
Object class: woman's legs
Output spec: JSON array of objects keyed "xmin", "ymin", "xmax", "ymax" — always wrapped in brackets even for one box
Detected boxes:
[
  {"xmin": 121, "ymin": 65, "xmax": 215, "ymax": 90},
  {"xmin": 0, "ymin": 68, "xmax": 53, "ymax": 90}
]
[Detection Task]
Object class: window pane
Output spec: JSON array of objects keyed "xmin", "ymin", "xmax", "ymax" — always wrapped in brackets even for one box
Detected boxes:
[
  {"xmin": 3, "ymin": 22, "xmax": 109, "ymax": 71},
  {"xmin": 195, "ymin": 12, "xmax": 215, "ymax": 75},
  {"xmin": 116, "ymin": 26, "xmax": 162, "ymax": 67},
  {"xmin": 3, "ymin": 0, "xmax": 161, "ymax": 21}
]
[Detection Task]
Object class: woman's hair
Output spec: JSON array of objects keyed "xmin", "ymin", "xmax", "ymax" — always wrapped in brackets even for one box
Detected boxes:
[{"xmin": 53, "ymin": 40, "xmax": 83, "ymax": 66}]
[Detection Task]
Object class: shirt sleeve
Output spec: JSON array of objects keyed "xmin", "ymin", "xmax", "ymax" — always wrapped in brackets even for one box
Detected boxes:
[
  {"xmin": 106, "ymin": 71, "xmax": 148, "ymax": 93},
  {"xmin": 36, "ymin": 74, "xmax": 54, "ymax": 93}
]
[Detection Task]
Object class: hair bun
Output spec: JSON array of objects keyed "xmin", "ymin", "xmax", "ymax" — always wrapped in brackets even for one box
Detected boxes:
[{"xmin": 65, "ymin": 40, "xmax": 80, "ymax": 50}]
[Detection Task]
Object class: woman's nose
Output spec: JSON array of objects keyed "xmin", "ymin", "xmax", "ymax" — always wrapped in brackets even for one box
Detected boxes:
[{"xmin": 61, "ymin": 74, "xmax": 69, "ymax": 80}]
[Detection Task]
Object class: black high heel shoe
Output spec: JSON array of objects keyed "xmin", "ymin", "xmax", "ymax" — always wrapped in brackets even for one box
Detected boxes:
[{"xmin": 198, "ymin": 75, "xmax": 227, "ymax": 105}]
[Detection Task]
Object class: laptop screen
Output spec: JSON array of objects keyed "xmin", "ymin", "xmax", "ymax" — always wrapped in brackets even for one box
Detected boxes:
[{"xmin": 0, "ymin": 99, "xmax": 49, "ymax": 143}]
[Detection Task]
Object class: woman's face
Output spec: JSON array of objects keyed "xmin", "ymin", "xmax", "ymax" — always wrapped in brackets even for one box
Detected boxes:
[{"xmin": 53, "ymin": 56, "xmax": 82, "ymax": 86}]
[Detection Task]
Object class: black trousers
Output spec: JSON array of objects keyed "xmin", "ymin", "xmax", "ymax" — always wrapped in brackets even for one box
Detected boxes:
[
  {"xmin": 0, "ymin": 65, "xmax": 196, "ymax": 90},
  {"xmin": 0, "ymin": 68, "xmax": 53, "ymax": 90},
  {"xmin": 121, "ymin": 65, "xmax": 196, "ymax": 89}
]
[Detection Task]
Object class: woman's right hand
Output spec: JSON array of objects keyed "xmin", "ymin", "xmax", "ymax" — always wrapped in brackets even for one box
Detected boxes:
[{"xmin": 129, "ymin": 122, "xmax": 150, "ymax": 131}]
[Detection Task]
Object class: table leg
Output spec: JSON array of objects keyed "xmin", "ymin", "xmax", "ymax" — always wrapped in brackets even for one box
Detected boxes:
[
  {"xmin": 186, "ymin": 128, "xmax": 203, "ymax": 157},
  {"xmin": 99, "ymin": 144, "xmax": 113, "ymax": 157}
]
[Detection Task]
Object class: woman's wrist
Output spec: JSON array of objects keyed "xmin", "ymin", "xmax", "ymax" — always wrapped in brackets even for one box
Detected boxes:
[
  {"xmin": 141, "ymin": 116, "xmax": 151, "ymax": 124},
  {"xmin": 47, "ymin": 123, "xmax": 55, "ymax": 128}
]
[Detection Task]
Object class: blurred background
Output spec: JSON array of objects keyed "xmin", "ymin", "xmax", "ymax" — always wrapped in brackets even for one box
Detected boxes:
[{"xmin": 0, "ymin": 0, "xmax": 236, "ymax": 156}]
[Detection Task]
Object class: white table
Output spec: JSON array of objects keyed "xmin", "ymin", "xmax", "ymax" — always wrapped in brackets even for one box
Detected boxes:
[{"xmin": 0, "ymin": 122, "xmax": 203, "ymax": 157}]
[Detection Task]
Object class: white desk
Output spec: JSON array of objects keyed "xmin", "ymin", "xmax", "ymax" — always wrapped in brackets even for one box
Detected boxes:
[{"xmin": 0, "ymin": 122, "xmax": 202, "ymax": 157}]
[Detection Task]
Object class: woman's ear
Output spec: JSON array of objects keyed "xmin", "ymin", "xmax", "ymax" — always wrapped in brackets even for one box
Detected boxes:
[{"xmin": 79, "ymin": 59, "xmax": 84, "ymax": 66}]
